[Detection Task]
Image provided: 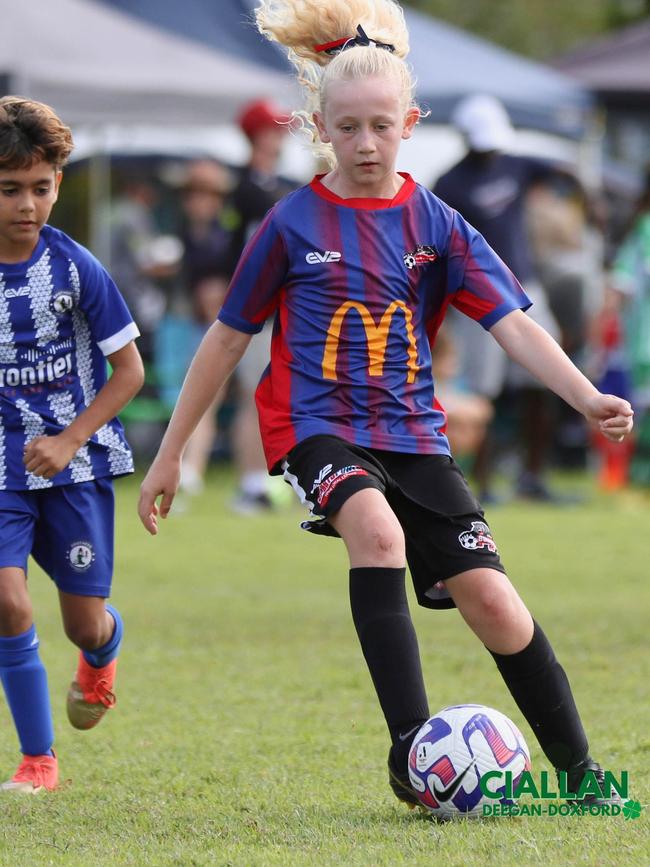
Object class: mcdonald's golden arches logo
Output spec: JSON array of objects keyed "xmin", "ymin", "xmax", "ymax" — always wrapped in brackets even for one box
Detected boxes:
[{"xmin": 322, "ymin": 300, "xmax": 419, "ymax": 384}]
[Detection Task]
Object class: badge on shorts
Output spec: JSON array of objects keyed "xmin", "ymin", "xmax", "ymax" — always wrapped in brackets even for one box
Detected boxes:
[
  {"xmin": 68, "ymin": 541, "xmax": 95, "ymax": 571},
  {"xmin": 458, "ymin": 521, "xmax": 497, "ymax": 554}
]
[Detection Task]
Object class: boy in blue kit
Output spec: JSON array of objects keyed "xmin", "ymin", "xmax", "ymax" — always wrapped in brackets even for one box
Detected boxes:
[{"xmin": 0, "ymin": 97, "xmax": 144, "ymax": 792}]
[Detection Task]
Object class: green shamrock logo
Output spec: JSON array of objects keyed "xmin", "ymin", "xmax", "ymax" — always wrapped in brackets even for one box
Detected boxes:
[{"xmin": 622, "ymin": 799, "xmax": 643, "ymax": 820}]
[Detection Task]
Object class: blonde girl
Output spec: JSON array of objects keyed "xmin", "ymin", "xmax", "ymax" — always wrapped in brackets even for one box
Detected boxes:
[{"xmin": 139, "ymin": 0, "xmax": 632, "ymax": 808}]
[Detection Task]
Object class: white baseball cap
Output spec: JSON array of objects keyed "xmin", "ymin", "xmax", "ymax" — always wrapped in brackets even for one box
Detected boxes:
[{"xmin": 451, "ymin": 94, "xmax": 514, "ymax": 152}]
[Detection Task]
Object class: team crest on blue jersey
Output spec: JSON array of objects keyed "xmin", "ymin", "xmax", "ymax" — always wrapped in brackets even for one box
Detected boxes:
[
  {"xmin": 51, "ymin": 291, "xmax": 75, "ymax": 315},
  {"xmin": 68, "ymin": 541, "xmax": 95, "ymax": 571},
  {"xmin": 458, "ymin": 521, "xmax": 497, "ymax": 553},
  {"xmin": 403, "ymin": 245, "xmax": 439, "ymax": 270}
]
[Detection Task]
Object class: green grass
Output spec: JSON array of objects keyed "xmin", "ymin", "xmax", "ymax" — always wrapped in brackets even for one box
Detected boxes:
[{"xmin": 0, "ymin": 470, "xmax": 648, "ymax": 866}]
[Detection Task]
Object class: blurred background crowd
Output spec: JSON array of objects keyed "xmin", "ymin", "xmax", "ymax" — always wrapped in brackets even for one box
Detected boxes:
[{"xmin": 5, "ymin": 0, "xmax": 650, "ymax": 510}]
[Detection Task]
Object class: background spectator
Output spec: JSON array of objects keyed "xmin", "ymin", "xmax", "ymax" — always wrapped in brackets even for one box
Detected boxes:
[
  {"xmin": 158, "ymin": 159, "xmax": 234, "ymax": 494},
  {"xmin": 224, "ymin": 99, "xmax": 297, "ymax": 514},
  {"xmin": 179, "ymin": 268, "xmax": 232, "ymax": 495},
  {"xmin": 430, "ymin": 326, "xmax": 494, "ymax": 465},
  {"xmin": 433, "ymin": 94, "xmax": 575, "ymax": 502},
  {"xmin": 225, "ymin": 99, "xmax": 296, "ymax": 272},
  {"xmin": 178, "ymin": 158, "xmax": 234, "ymax": 295},
  {"xmin": 107, "ymin": 171, "xmax": 181, "ymax": 365},
  {"xmin": 609, "ymin": 167, "xmax": 650, "ymax": 485},
  {"xmin": 527, "ymin": 174, "xmax": 608, "ymax": 469},
  {"xmin": 105, "ymin": 169, "xmax": 183, "ymax": 458}
]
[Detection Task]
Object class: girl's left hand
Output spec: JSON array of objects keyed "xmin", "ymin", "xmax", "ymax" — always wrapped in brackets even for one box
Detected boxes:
[{"xmin": 584, "ymin": 394, "xmax": 634, "ymax": 442}]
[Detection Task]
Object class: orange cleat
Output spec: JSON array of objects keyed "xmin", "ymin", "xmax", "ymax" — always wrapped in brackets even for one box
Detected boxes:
[
  {"xmin": 1, "ymin": 752, "xmax": 58, "ymax": 793},
  {"xmin": 67, "ymin": 654, "xmax": 117, "ymax": 730}
]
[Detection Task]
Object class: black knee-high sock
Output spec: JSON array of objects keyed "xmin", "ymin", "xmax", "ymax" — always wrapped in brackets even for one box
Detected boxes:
[
  {"xmin": 349, "ymin": 567, "xmax": 429, "ymax": 764},
  {"xmin": 488, "ymin": 620, "xmax": 589, "ymax": 770}
]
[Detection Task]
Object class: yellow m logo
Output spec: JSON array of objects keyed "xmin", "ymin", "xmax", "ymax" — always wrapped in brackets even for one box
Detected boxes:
[{"xmin": 322, "ymin": 300, "xmax": 419, "ymax": 384}]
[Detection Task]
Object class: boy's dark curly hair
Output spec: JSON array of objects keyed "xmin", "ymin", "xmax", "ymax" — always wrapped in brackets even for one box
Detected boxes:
[{"xmin": 0, "ymin": 96, "xmax": 74, "ymax": 171}]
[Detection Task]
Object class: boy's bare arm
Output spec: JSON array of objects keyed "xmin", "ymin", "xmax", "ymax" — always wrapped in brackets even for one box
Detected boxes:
[
  {"xmin": 490, "ymin": 310, "xmax": 633, "ymax": 441},
  {"xmin": 23, "ymin": 341, "xmax": 144, "ymax": 479},
  {"xmin": 138, "ymin": 321, "xmax": 252, "ymax": 535}
]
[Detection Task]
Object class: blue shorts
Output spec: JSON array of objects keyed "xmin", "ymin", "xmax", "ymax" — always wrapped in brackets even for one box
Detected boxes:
[{"xmin": 0, "ymin": 478, "xmax": 115, "ymax": 597}]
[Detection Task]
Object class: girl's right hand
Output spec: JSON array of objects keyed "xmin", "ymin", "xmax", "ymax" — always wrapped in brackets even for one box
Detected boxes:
[{"xmin": 138, "ymin": 457, "xmax": 182, "ymax": 535}]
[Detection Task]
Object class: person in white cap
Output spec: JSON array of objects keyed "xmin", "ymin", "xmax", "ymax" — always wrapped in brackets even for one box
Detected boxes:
[{"xmin": 434, "ymin": 94, "xmax": 568, "ymax": 502}]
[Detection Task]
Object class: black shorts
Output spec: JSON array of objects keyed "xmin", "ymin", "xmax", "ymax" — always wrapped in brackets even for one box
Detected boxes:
[{"xmin": 281, "ymin": 435, "xmax": 506, "ymax": 610}]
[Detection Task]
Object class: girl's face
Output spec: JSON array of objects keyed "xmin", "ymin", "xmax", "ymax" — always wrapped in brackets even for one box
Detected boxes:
[{"xmin": 314, "ymin": 74, "xmax": 419, "ymax": 199}]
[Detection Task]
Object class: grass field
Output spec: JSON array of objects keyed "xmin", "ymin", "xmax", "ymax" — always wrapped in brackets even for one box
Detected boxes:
[{"xmin": 0, "ymin": 469, "xmax": 648, "ymax": 866}]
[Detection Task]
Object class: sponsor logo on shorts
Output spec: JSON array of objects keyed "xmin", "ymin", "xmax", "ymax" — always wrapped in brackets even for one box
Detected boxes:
[
  {"xmin": 458, "ymin": 521, "xmax": 497, "ymax": 554},
  {"xmin": 68, "ymin": 541, "xmax": 95, "ymax": 571},
  {"xmin": 311, "ymin": 464, "xmax": 369, "ymax": 507}
]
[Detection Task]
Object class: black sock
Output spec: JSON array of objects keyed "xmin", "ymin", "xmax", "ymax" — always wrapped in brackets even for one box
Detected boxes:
[
  {"xmin": 349, "ymin": 567, "xmax": 429, "ymax": 766},
  {"xmin": 488, "ymin": 620, "xmax": 589, "ymax": 770}
]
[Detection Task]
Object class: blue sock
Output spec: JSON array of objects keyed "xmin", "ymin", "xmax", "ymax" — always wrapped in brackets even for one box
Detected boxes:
[
  {"xmin": 82, "ymin": 604, "xmax": 123, "ymax": 669},
  {"xmin": 0, "ymin": 625, "xmax": 54, "ymax": 756}
]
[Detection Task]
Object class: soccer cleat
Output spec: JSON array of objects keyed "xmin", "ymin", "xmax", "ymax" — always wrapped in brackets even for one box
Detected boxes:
[
  {"xmin": 387, "ymin": 747, "xmax": 421, "ymax": 808},
  {"xmin": 67, "ymin": 654, "xmax": 117, "ymax": 730},
  {"xmin": 560, "ymin": 757, "xmax": 623, "ymax": 806},
  {"xmin": 1, "ymin": 752, "xmax": 58, "ymax": 794}
]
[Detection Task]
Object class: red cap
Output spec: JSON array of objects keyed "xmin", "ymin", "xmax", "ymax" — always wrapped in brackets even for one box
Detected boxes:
[{"xmin": 238, "ymin": 99, "xmax": 290, "ymax": 140}]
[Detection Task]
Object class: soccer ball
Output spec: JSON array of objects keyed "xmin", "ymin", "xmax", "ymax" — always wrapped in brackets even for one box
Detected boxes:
[{"xmin": 408, "ymin": 704, "xmax": 531, "ymax": 820}]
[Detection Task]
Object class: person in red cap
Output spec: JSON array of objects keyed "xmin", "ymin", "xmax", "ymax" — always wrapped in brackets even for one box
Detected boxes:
[
  {"xmin": 229, "ymin": 99, "xmax": 294, "ymax": 266},
  {"xmin": 238, "ymin": 99, "xmax": 288, "ymax": 143},
  {"xmin": 225, "ymin": 99, "xmax": 298, "ymax": 513}
]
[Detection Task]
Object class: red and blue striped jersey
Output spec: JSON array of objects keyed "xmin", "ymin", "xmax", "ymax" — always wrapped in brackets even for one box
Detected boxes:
[{"xmin": 218, "ymin": 174, "xmax": 530, "ymax": 471}]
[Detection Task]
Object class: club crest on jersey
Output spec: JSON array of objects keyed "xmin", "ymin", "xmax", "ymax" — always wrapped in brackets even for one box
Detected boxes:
[
  {"xmin": 458, "ymin": 521, "xmax": 497, "ymax": 553},
  {"xmin": 403, "ymin": 245, "xmax": 439, "ymax": 270},
  {"xmin": 68, "ymin": 541, "xmax": 95, "ymax": 571},
  {"xmin": 51, "ymin": 291, "xmax": 75, "ymax": 315}
]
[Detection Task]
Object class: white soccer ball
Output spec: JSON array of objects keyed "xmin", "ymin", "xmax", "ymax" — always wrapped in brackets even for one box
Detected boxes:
[{"xmin": 408, "ymin": 704, "xmax": 531, "ymax": 820}]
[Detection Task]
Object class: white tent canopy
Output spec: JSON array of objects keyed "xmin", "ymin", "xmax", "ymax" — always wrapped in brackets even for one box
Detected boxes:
[{"xmin": 1, "ymin": 0, "xmax": 295, "ymax": 126}]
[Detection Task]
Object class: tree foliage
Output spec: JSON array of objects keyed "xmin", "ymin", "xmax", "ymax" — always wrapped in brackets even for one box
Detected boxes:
[{"xmin": 403, "ymin": 0, "xmax": 650, "ymax": 60}]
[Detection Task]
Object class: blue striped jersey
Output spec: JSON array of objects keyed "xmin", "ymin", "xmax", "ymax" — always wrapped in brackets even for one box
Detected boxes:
[{"xmin": 0, "ymin": 225, "xmax": 139, "ymax": 491}]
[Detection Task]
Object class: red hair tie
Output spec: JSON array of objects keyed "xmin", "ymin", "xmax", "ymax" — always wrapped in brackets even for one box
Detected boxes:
[
  {"xmin": 314, "ymin": 25, "xmax": 395, "ymax": 56},
  {"xmin": 314, "ymin": 36, "xmax": 352, "ymax": 54}
]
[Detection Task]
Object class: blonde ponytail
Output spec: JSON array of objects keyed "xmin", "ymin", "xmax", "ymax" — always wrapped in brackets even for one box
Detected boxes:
[{"xmin": 255, "ymin": 0, "xmax": 417, "ymax": 167}]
